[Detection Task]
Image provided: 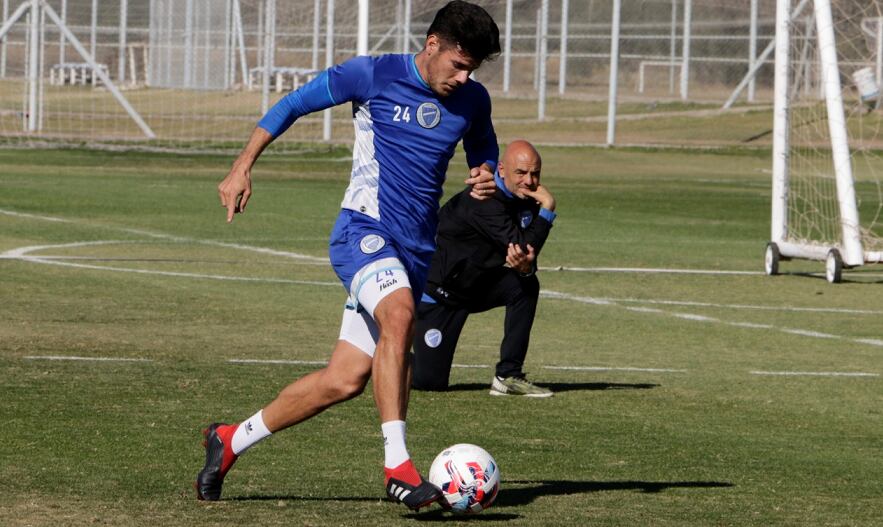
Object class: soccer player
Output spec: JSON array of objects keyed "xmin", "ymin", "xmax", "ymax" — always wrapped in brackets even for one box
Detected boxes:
[
  {"xmin": 196, "ymin": 1, "xmax": 501, "ymax": 511},
  {"xmin": 411, "ymin": 140, "xmax": 556, "ymax": 397}
]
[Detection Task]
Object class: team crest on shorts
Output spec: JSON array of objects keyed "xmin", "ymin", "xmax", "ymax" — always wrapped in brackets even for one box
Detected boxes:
[
  {"xmin": 417, "ymin": 102, "xmax": 441, "ymax": 129},
  {"xmin": 360, "ymin": 234, "xmax": 386, "ymax": 254},
  {"xmin": 424, "ymin": 329, "xmax": 443, "ymax": 348}
]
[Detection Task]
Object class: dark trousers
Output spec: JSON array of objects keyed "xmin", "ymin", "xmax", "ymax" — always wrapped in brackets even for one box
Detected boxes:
[{"xmin": 411, "ymin": 270, "xmax": 540, "ymax": 391}]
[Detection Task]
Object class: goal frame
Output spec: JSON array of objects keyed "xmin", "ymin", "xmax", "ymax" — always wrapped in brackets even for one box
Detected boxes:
[{"xmin": 769, "ymin": 0, "xmax": 883, "ymax": 282}]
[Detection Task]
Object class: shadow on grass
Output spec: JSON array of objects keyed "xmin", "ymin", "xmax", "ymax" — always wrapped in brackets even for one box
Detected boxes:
[
  {"xmin": 228, "ymin": 495, "xmax": 380, "ymax": 502},
  {"xmin": 407, "ymin": 510, "xmax": 521, "ymax": 521},
  {"xmin": 441, "ymin": 382, "xmax": 658, "ymax": 393},
  {"xmin": 217, "ymin": 479, "xmax": 730, "ymax": 521},
  {"xmin": 494, "ymin": 479, "xmax": 734, "ymax": 507},
  {"xmin": 779, "ymin": 271, "xmax": 883, "ymax": 284}
]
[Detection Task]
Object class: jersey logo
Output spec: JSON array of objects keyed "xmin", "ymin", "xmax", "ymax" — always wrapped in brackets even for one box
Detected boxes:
[
  {"xmin": 520, "ymin": 211, "xmax": 533, "ymax": 228},
  {"xmin": 416, "ymin": 102, "xmax": 441, "ymax": 129},
  {"xmin": 360, "ymin": 234, "xmax": 386, "ymax": 254},
  {"xmin": 424, "ymin": 329, "xmax": 443, "ymax": 348}
]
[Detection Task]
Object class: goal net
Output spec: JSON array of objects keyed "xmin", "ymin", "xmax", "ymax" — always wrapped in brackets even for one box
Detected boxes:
[{"xmin": 769, "ymin": 0, "xmax": 883, "ymax": 281}]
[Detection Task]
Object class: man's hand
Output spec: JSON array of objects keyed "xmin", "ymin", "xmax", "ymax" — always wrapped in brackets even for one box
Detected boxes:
[
  {"xmin": 218, "ymin": 160, "xmax": 252, "ymax": 223},
  {"xmin": 505, "ymin": 243, "xmax": 536, "ymax": 275},
  {"xmin": 217, "ymin": 127, "xmax": 273, "ymax": 223},
  {"xmin": 520, "ymin": 184, "xmax": 556, "ymax": 211},
  {"xmin": 466, "ymin": 163, "xmax": 496, "ymax": 200}
]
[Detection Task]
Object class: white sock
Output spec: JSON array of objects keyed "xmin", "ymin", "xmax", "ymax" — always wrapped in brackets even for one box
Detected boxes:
[
  {"xmin": 231, "ymin": 409, "xmax": 272, "ymax": 455},
  {"xmin": 381, "ymin": 420, "xmax": 410, "ymax": 469}
]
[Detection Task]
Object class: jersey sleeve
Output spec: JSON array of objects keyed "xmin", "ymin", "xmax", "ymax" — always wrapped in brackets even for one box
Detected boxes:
[
  {"xmin": 462, "ymin": 84, "xmax": 499, "ymax": 171},
  {"xmin": 257, "ymin": 56, "xmax": 374, "ymax": 138}
]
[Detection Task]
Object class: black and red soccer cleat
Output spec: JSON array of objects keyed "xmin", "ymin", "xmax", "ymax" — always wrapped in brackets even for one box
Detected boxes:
[
  {"xmin": 384, "ymin": 459, "xmax": 443, "ymax": 511},
  {"xmin": 195, "ymin": 423, "xmax": 238, "ymax": 501}
]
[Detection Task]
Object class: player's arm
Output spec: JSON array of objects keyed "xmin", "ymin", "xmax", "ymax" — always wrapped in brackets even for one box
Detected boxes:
[
  {"xmin": 463, "ymin": 86, "xmax": 499, "ymax": 200},
  {"xmin": 218, "ymin": 127, "xmax": 273, "ymax": 223},
  {"xmin": 468, "ymin": 200, "xmax": 555, "ymax": 261},
  {"xmin": 217, "ymin": 57, "xmax": 373, "ymax": 223}
]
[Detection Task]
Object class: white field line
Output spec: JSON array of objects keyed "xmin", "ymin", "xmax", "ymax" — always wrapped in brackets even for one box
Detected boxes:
[
  {"xmin": 604, "ymin": 297, "xmax": 883, "ymax": 316},
  {"xmin": 228, "ymin": 359, "xmax": 329, "ymax": 366},
  {"xmin": 24, "ymin": 355, "xmax": 153, "ymax": 362},
  {"xmin": 227, "ymin": 360, "xmax": 686, "ymax": 373},
  {"xmin": 4, "ymin": 208, "xmax": 881, "ymax": 349},
  {"xmin": 0, "ymin": 208, "xmax": 328, "ymax": 264},
  {"xmin": 22, "ymin": 356, "xmax": 876, "ymax": 378},
  {"xmin": 539, "ymin": 266, "xmax": 762, "ymax": 276},
  {"xmin": 1, "ymin": 240, "xmax": 340, "ymax": 287},
  {"xmin": 750, "ymin": 371, "xmax": 879, "ymax": 377},
  {"xmin": 540, "ymin": 290, "xmax": 883, "ymax": 349}
]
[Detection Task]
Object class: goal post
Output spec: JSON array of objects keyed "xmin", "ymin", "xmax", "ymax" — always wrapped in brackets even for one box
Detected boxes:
[{"xmin": 768, "ymin": 0, "xmax": 883, "ymax": 283}]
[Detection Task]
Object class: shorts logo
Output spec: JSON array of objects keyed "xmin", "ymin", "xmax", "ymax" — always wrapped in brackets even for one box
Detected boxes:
[
  {"xmin": 424, "ymin": 329, "xmax": 443, "ymax": 348},
  {"xmin": 360, "ymin": 234, "xmax": 386, "ymax": 254},
  {"xmin": 416, "ymin": 102, "xmax": 441, "ymax": 129},
  {"xmin": 520, "ymin": 211, "xmax": 533, "ymax": 228}
]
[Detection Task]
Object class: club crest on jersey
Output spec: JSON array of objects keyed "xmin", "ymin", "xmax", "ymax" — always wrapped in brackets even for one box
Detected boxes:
[
  {"xmin": 416, "ymin": 102, "xmax": 441, "ymax": 129},
  {"xmin": 424, "ymin": 329, "xmax": 443, "ymax": 348},
  {"xmin": 520, "ymin": 211, "xmax": 533, "ymax": 228},
  {"xmin": 360, "ymin": 234, "xmax": 386, "ymax": 254}
]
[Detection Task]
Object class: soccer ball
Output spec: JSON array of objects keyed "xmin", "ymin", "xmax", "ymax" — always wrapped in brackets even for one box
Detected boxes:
[{"xmin": 428, "ymin": 443, "xmax": 500, "ymax": 514}]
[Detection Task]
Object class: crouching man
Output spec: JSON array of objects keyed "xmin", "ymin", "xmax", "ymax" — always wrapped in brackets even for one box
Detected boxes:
[{"xmin": 412, "ymin": 140, "xmax": 556, "ymax": 397}]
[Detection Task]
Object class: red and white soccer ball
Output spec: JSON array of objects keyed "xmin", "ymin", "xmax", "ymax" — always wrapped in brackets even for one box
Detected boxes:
[{"xmin": 428, "ymin": 443, "xmax": 500, "ymax": 514}]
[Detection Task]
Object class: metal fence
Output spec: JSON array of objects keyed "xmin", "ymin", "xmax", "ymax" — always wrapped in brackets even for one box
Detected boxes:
[{"xmin": 0, "ymin": 0, "xmax": 786, "ymax": 150}]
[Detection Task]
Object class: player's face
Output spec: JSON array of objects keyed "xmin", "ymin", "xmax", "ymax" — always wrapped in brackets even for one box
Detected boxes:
[
  {"xmin": 425, "ymin": 39, "xmax": 479, "ymax": 97},
  {"xmin": 501, "ymin": 154, "xmax": 541, "ymax": 199}
]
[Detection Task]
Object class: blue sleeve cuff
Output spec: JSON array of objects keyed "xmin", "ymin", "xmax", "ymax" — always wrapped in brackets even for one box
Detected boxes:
[{"xmin": 539, "ymin": 208, "xmax": 557, "ymax": 224}]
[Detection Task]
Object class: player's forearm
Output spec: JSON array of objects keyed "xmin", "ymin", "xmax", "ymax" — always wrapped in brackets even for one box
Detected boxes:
[{"xmin": 236, "ymin": 127, "xmax": 274, "ymax": 169}]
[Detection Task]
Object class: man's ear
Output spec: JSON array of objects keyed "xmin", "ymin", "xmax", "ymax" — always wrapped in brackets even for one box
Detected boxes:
[{"xmin": 425, "ymin": 34, "xmax": 440, "ymax": 54}]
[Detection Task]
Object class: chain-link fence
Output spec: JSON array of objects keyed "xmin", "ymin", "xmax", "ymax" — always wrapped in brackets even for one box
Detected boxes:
[{"xmin": 0, "ymin": 1, "xmax": 791, "ymax": 150}]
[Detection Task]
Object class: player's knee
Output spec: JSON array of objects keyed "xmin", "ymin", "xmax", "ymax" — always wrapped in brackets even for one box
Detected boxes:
[
  {"xmin": 325, "ymin": 372, "xmax": 369, "ymax": 402},
  {"xmin": 376, "ymin": 299, "xmax": 415, "ymax": 338}
]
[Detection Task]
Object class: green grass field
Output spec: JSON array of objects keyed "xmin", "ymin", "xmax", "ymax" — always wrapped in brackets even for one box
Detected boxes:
[{"xmin": 2, "ymin": 145, "xmax": 882, "ymax": 526}]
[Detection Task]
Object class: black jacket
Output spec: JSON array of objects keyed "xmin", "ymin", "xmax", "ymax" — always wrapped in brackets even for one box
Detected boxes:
[{"xmin": 425, "ymin": 185, "xmax": 554, "ymax": 305}]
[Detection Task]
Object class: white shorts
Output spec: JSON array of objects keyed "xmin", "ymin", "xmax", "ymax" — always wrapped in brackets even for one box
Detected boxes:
[{"xmin": 339, "ymin": 257, "xmax": 411, "ymax": 357}]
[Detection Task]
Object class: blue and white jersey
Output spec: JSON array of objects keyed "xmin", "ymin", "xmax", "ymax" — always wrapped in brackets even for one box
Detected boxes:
[{"xmin": 258, "ymin": 54, "xmax": 498, "ymax": 256}]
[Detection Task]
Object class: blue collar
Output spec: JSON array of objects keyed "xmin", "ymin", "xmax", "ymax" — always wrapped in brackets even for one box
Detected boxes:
[
  {"xmin": 409, "ymin": 54, "xmax": 431, "ymax": 90},
  {"xmin": 494, "ymin": 169, "xmax": 516, "ymax": 199}
]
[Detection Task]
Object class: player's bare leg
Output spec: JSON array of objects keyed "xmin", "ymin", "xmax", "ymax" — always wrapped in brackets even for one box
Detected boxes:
[
  {"xmin": 371, "ymin": 288, "xmax": 415, "ymax": 422},
  {"xmin": 371, "ymin": 288, "xmax": 442, "ymax": 510},
  {"xmin": 262, "ymin": 341, "xmax": 373, "ymax": 430},
  {"xmin": 196, "ymin": 341, "xmax": 372, "ymax": 501}
]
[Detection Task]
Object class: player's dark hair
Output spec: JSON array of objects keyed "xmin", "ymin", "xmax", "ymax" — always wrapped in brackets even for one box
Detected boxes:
[{"xmin": 427, "ymin": 1, "xmax": 501, "ymax": 63}]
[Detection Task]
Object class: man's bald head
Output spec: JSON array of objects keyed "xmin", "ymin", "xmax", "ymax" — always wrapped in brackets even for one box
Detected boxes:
[{"xmin": 499, "ymin": 140, "xmax": 541, "ymax": 199}]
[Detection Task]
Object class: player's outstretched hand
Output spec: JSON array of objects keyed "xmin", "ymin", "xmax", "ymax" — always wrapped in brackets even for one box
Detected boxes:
[
  {"xmin": 218, "ymin": 161, "xmax": 252, "ymax": 223},
  {"xmin": 520, "ymin": 184, "xmax": 556, "ymax": 212},
  {"xmin": 506, "ymin": 243, "xmax": 535, "ymax": 274},
  {"xmin": 466, "ymin": 163, "xmax": 496, "ymax": 200}
]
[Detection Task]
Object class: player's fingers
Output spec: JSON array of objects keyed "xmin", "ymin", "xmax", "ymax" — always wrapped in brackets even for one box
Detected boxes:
[
  {"xmin": 239, "ymin": 189, "xmax": 251, "ymax": 213},
  {"xmin": 470, "ymin": 188, "xmax": 492, "ymax": 200}
]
